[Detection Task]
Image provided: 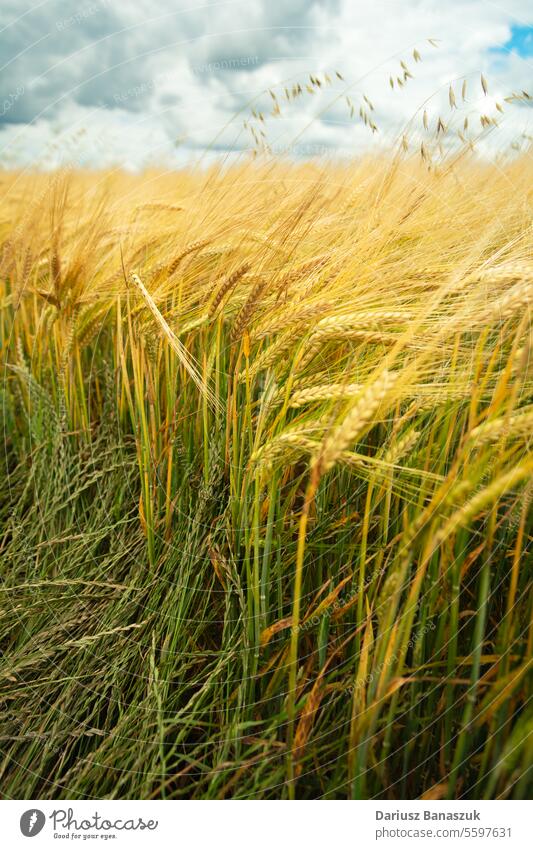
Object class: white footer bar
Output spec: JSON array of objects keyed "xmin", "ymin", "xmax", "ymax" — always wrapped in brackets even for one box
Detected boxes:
[{"xmin": 1, "ymin": 800, "xmax": 529, "ymax": 848}]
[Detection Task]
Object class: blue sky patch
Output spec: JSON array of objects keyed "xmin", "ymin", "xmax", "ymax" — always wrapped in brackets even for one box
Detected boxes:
[{"xmin": 492, "ymin": 24, "xmax": 533, "ymax": 57}]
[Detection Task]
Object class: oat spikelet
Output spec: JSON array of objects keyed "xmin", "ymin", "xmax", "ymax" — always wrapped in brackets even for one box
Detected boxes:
[
  {"xmin": 448, "ymin": 86, "xmax": 457, "ymax": 109},
  {"xmin": 318, "ymin": 370, "xmax": 398, "ymax": 473}
]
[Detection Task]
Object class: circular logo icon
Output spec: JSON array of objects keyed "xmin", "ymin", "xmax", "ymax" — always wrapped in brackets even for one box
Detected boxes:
[{"xmin": 20, "ymin": 810, "xmax": 46, "ymax": 837}]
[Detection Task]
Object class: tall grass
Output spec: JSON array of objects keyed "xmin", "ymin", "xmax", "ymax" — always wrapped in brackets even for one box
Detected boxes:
[{"xmin": 0, "ymin": 154, "xmax": 531, "ymax": 799}]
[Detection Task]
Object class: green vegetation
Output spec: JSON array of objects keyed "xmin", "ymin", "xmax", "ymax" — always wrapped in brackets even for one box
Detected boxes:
[{"xmin": 0, "ymin": 158, "xmax": 531, "ymax": 798}]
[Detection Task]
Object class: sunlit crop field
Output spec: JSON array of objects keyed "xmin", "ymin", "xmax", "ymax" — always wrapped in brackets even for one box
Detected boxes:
[{"xmin": 0, "ymin": 155, "xmax": 531, "ymax": 799}]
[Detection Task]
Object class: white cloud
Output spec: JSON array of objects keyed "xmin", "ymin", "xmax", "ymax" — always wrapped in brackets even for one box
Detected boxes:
[{"xmin": 0, "ymin": 0, "xmax": 531, "ymax": 169}]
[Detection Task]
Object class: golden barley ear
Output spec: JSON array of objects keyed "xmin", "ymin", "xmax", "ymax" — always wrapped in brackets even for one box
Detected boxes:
[
  {"xmin": 130, "ymin": 272, "xmax": 220, "ymax": 411},
  {"xmin": 318, "ymin": 370, "xmax": 399, "ymax": 475},
  {"xmin": 208, "ymin": 262, "xmax": 250, "ymax": 319}
]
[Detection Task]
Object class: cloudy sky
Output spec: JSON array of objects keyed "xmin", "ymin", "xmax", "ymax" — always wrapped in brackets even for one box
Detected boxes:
[{"xmin": 0, "ymin": 0, "xmax": 531, "ymax": 169}]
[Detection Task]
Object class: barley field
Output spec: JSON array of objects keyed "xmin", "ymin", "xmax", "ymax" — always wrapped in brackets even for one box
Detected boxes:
[{"xmin": 0, "ymin": 153, "xmax": 532, "ymax": 799}]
